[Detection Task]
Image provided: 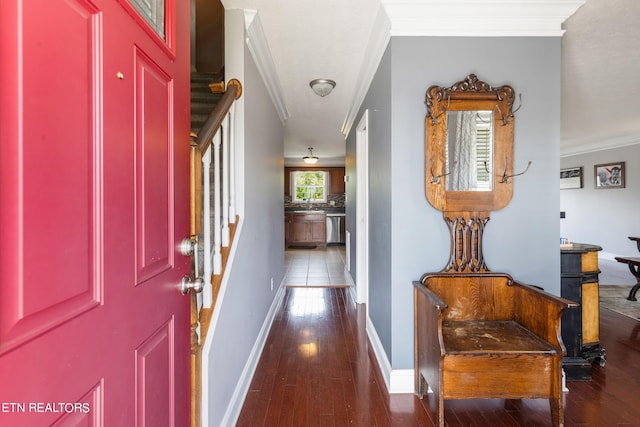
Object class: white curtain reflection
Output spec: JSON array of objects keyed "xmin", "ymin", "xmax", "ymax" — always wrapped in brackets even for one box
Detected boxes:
[{"xmin": 449, "ymin": 111, "xmax": 477, "ymax": 191}]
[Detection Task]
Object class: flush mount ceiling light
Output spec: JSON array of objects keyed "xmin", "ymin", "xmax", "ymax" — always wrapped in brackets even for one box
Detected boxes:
[
  {"xmin": 309, "ymin": 79, "xmax": 336, "ymax": 97},
  {"xmin": 303, "ymin": 147, "xmax": 319, "ymax": 164}
]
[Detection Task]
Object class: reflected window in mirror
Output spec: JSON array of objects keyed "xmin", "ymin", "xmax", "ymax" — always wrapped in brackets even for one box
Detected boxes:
[{"xmin": 446, "ymin": 111, "xmax": 493, "ymax": 191}]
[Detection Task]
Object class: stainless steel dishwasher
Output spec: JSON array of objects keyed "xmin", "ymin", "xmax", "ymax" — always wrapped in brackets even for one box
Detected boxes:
[{"xmin": 326, "ymin": 213, "xmax": 345, "ymax": 245}]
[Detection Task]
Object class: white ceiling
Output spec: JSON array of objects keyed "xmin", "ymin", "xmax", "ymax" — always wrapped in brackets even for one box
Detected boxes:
[
  {"xmin": 221, "ymin": 0, "xmax": 640, "ymax": 165},
  {"xmin": 561, "ymin": 0, "xmax": 640, "ymax": 156},
  {"xmin": 222, "ymin": 0, "xmax": 380, "ymax": 166}
]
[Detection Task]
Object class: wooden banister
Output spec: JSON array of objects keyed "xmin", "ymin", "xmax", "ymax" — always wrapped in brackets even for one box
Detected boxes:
[{"xmin": 196, "ymin": 79, "xmax": 242, "ymax": 154}]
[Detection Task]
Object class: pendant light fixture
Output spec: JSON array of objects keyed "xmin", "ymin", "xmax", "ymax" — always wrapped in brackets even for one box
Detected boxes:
[
  {"xmin": 303, "ymin": 147, "xmax": 319, "ymax": 164},
  {"xmin": 309, "ymin": 79, "xmax": 336, "ymax": 97}
]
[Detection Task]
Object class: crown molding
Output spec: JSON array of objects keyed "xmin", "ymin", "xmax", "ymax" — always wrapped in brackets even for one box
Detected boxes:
[
  {"xmin": 244, "ymin": 10, "xmax": 290, "ymax": 124},
  {"xmin": 560, "ymin": 134, "xmax": 640, "ymax": 158},
  {"xmin": 341, "ymin": 6, "xmax": 391, "ymax": 138},
  {"xmin": 341, "ymin": 1, "xmax": 585, "ymax": 139},
  {"xmin": 381, "ymin": 0, "xmax": 585, "ymax": 37}
]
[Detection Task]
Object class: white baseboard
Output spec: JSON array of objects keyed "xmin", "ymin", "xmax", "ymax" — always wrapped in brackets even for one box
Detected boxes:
[
  {"xmin": 346, "ymin": 269, "xmax": 357, "ymax": 308},
  {"xmin": 218, "ymin": 283, "xmax": 286, "ymax": 426},
  {"xmin": 389, "ymin": 369, "xmax": 415, "ymax": 394},
  {"xmin": 365, "ymin": 316, "xmax": 415, "ymax": 394}
]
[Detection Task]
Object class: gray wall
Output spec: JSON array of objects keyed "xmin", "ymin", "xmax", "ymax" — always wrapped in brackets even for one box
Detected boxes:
[
  {"xmin": 346, "ymin": 44, "xmax": 394, "ymax": 357},
  {"xmin": 204, "ymin": 42, "xmax": 285, "ymax": 424},
  {"xmin": 346, "ymin": 36, "xmax": 562, "ymax": 369},
  {"xmin": 560, "ymin": 143, "xmax": 640, "ymax": 257}
]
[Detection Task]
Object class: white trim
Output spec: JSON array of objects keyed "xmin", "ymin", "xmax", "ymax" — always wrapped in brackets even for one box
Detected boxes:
[
  {"xmin": 209, "ymin": 279, "xmax": 286, "ymax": 427},
  {"xmin": 355, "ymin": 111, "xmax": 370, "ymax": 306},
  {"xmin": 341, "ymin": 6, "xmax": 391, "ymax": 138},
  {"xmin": 560, "ymin": 134, "xmax": 640, "ymax": 157},
  {"xmin": 345, "ymin": 230, "xmax": 351, "ymax": 273},
  {"xmin": 366, "ymin": 315, "xmax": 415, "ymax": 394},
  {"xmin": 366, "ymin": 315, "xmax": 392, "ymax": 391},
  {"xmin": 243, "ymin": 10, "xmax": 290, "ymax": 124},
  {"xmin": 381, "ymin": 0, "xmax": 585, "ymax": 37},
  {"xmin": 389, "ymin": 369, "xmax": 416, "ymax": 394},
  {"xmin": 345, "ymin": 263, "xmax": 358, "ymax": 308}
]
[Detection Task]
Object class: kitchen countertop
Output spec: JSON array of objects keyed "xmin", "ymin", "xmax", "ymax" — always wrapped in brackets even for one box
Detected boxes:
[{"xmin": 285, "ymin": 207, "xmax": 345, "ymax": 214}]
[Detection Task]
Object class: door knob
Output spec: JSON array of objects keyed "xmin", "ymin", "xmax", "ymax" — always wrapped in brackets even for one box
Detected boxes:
[
  {"xmin": 180, "ymin": 275, "xmax": 204, "ymax": 295},
  {"xmin": 178, "ymin": 237, "xmax": 196, "ymax": 256}
]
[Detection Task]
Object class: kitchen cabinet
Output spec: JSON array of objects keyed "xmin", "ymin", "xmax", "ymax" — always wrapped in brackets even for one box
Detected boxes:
[
  {"xmin": 284, "ymin": 214, "xmax": 291, "ymax": 244},
  {"xmin": 285, "ymin": 212, "xmax": 326, "ymax": 246},
  {"xmin": 329, "ymin": 168, "xmax": 345, "ymax": 194}
]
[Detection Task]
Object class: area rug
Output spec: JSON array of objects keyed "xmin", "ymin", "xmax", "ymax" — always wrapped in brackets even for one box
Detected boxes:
[{"xmin": 600, "ymin": 285, "xmax": 640, "ymax": 321}]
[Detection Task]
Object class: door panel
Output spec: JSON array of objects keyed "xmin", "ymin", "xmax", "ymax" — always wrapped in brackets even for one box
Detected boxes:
[
  {"xmin": 0, "ymin": 0, "xmax": 102, "ymax": 356},
  {"xmin": 0, "ymin": 0, "xmax": 190, "ymax": 425},
  {"xmin": 51, "ymin": 381, "xmax": 104, "ymax": 426},
  {"xmin": 135, "ymin": 48, "xmax": 174, "ymax": 284},
  {"xmin": 135, "ymin": 318, "xmax": 174, "ymax": 427}
]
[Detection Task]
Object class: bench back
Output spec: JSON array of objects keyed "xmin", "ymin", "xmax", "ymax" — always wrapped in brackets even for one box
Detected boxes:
[{"xmin": 423, "ymin": 274, "xmax": 515, "ymax": 321}]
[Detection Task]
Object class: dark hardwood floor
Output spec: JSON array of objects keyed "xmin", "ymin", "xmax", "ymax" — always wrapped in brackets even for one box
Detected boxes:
[{"xmin": 237, "ymin": 286, "xmax": 640, "ymax": 426}]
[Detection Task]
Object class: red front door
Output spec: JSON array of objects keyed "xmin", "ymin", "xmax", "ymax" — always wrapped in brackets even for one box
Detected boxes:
[{"xmin": 0, "ymin": 0, "xmax": 191, "ymax": 425}]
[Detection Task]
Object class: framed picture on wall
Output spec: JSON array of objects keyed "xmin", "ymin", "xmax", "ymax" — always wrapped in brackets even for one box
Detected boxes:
[
  {"xmin": 560, "ymin": 166, "xmax": 583, "ymax": 189},
  {"xmin": 594, "ymin": 162, "xmax": 625, "ymax": 189}
]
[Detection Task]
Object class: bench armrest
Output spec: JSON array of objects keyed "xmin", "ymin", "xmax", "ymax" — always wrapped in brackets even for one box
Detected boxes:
[
  {"xmin": 413, "ymin": 280, "xmax": 448, "ymax": 353},
  {"xmin": 511, "ymin": 281, "xmax": 578, "ymax": 351},
  {"xmin": 413, "ymin": 280, "xmax": 448, "ymax": 312}
]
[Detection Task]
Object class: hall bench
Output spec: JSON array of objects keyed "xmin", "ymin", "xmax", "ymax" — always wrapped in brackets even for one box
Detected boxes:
[
  {"xmin": 614, "ymin": 237, "xmax": 640, "ymax": 301},
  {"xmin": 414, "ymin": 273, "xmax": 577, "ymax": 427}
]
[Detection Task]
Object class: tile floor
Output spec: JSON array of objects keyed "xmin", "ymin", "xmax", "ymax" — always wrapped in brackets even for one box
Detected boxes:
[{"xmin": 283, "ymin": 246, "xmax": 351, "ymax": 287}]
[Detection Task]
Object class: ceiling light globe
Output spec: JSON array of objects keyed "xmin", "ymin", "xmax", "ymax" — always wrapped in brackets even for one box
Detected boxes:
[{"xmin": 309, "ymin": 79, "xmax": 336, "ymax": 97}]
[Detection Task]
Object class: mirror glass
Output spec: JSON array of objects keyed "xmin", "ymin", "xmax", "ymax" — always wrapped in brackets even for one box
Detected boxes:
[{"xmin": 446, "ymin": 110, "xmax": 493, "ymax": 191}]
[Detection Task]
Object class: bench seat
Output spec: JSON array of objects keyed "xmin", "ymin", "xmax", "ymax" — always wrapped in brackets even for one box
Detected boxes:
[{"xmin": 443, "ymin": 320, "xmax": 558, "ymax": 354}]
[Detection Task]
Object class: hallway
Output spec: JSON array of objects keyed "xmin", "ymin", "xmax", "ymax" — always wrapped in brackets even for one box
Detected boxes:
[
  {"xmin": 236, "ymin": 250, "xmax": 640, "ymax": 426},
  {"xmin": 283, "ymin": 247, "xmax": 350, "ymax": 288}
]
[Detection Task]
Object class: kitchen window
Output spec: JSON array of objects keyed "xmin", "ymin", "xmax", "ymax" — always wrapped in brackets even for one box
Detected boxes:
[{"xmin": 292, "ymin": 171, "xmax": 327, "ymax": 203}]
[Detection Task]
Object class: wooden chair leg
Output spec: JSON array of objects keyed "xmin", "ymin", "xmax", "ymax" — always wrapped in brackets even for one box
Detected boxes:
[
  {"xmin": 416, "ymin": 373, "xmax": 425, "ymax": 399},
  {"xmin": 436, "ymin": 391, "xmax": 445, "ymax": 427},
  {"xmin": 549, "ymin": 396, "xmax": 564, "ymax": 427}
]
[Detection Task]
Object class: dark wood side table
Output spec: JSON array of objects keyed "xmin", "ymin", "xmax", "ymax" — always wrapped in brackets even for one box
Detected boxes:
[
  {"xmin": 561, "ymin": 242, "xmax": 606, "ymax": 380},
  {"xmin": 614, "ymin": 236, "xmax": 640, "ymax": 301}
]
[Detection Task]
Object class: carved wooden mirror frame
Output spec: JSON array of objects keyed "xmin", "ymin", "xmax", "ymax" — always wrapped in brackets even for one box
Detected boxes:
[{"xmin": 424, "ymin": 74, "xmax": 517, "ymax": 273}]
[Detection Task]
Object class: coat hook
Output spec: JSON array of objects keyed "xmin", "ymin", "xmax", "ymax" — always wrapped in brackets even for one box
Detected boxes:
[
  {"xmin": 500, "ymin": 160, "xmax": 532, "ymax": 183},
  {"xmin": 427, "ymin": 95, "xmax": 450, "ymax": 124},
  {"xmin": 430, "ymin": 110, "xmax": 445, "ymax": 125},
  {"xmin": 430, "ymin": 160, "xmax": 451, "ymax": 184},
  {"xmin": 512, "ymin": 93, "xmax": 523, "ymax": 115},
  {"xmin": 494, "ymin": 93, "xmax": 522, "ymax": 126}
]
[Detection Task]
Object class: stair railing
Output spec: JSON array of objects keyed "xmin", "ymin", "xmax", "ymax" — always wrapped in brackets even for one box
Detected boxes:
[
  {"xmin": 192, "ymin": 78, "xmax": 242, "ymax": 308},
  {"xmin": 189, "ymin": 79, "xmax": 242, "ymax": 427}
]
